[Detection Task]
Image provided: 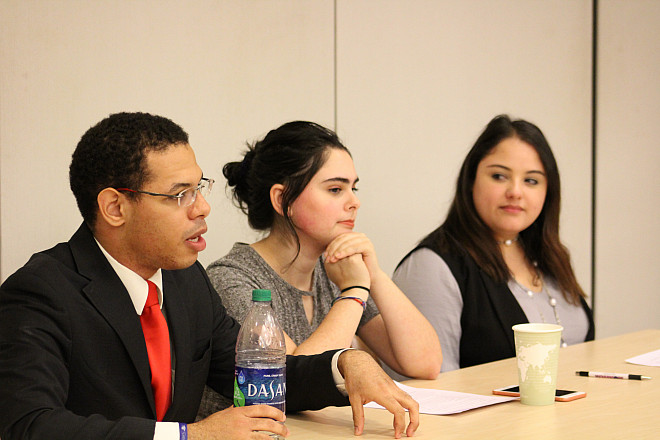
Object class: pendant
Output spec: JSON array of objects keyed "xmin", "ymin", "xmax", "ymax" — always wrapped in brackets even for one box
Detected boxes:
[{"xmin": 497, "ymin": 236, "xmax": 519, "ymax": 246}]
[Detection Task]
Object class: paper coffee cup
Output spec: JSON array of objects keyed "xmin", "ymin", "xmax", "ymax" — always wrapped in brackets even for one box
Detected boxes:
[{"xmin": 512, "ymin": 323, "xmax": 563, "ymax": 406}]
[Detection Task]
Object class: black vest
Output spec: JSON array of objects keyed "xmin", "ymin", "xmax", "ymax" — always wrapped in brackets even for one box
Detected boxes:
[{"xmin": 400, "ymin": 243, "xmax": 595, "ymax": 369}]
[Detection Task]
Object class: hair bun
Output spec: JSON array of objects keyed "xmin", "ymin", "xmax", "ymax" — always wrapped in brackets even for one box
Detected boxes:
[
  {"xmin": 224, "ymin": 147, "xmax": 258, "ymax": 213},
  {"xmin": 240, "ymin": 149, "xmax": 255, "ymax": 179}
]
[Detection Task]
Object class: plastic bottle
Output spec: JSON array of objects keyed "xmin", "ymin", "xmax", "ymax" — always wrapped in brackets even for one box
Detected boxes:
[{"xmin": 234, "ymin": 289, "xmax": 286, "ymax": 437}]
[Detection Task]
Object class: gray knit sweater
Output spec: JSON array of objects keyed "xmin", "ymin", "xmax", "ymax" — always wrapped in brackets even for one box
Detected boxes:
[
  {"xmin": 207, "ymin": 243, "xmax": 379, "ymax": 345},
  {"xmin": 196, "ymin": 243, "xmax": 380, "ymax": 418}
]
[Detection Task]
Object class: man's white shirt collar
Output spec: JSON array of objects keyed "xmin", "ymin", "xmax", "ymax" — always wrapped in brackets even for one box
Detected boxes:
[{"xmin": 95, "ymin": 239, "xmax": 164, "ymax": 315}]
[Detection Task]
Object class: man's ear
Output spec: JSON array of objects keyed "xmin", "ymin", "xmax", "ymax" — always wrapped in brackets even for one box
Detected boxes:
[
  {"xmin": 269, "ymin": 183, "xmax": 286, "ymax": 216},
  {"xmin": 97, "ymin": 188, "xmax": 128, "ymax": 227}
]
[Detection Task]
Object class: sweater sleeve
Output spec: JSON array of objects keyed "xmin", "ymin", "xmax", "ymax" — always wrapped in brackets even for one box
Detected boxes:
[
  {"xmin": 206, "ymin": 260, "xmax": 259, "ymax": 324},
  {"xmin": 393, "ymin": 248, "xmax": 463, "ymax": 372}
]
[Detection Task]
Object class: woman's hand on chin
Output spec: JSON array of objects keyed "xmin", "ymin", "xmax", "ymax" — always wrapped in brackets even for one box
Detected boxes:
[
  {"xmin": 324, "ymin": 253, "xmax": 370, "ymax": 291},
  {"xmin": 324, "ymin": 232, "xmax": 382, "ymax": 280}
]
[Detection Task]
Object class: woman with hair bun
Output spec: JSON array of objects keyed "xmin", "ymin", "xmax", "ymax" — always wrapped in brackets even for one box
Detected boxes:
[
  {"xmin": 210, "ymin": 121, "xmax": 441, "ymax": 378},
  {"xmin": 393, "ymin": 115, "xmax": 594, "ymax": 373}
]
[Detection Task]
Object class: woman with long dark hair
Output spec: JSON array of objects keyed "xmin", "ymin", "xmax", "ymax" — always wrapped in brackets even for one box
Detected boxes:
[{"xmin": 394, "ymin": 114, "xmax": 594, "ymax": 372}]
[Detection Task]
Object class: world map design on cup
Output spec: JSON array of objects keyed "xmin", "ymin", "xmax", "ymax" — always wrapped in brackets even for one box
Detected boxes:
[{"xmin": 513, "ymin": 323, "xmax": 563, "ymax": 405}]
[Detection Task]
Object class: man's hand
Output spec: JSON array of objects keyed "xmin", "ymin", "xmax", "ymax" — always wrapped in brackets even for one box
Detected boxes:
[
  {"xmin": 338, "ymin": 350, "xmax": 420, "ymax": 438},
  {"xmin": 188, "ymin": 405, "xmax": 289, "ymax": 440}
]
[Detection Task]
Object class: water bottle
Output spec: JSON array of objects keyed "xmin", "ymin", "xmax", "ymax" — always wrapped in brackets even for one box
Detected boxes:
[{"xmin": 234, "ymin": 289, "xmax": 286, "ymax": 437}]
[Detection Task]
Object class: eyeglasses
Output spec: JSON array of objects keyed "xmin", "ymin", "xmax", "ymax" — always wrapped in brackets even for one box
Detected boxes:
[{"xmin": 117, "ymin": 177, "xmax": 214, "ymax": 207}]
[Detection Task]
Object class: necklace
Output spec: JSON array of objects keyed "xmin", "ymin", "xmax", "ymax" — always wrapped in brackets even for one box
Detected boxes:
[
  {"xmin": 497, "ymin": 236, "xmax": 519, "ymax": 246},
  {"xmin": 514, "ymin": 277, "xmax": 568, "ymax": 348}
]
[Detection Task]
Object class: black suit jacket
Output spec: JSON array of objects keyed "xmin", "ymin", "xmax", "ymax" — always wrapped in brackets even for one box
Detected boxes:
[{"xmin": 0, "ymin": 224, "xmax": 348, "ymax": 439}]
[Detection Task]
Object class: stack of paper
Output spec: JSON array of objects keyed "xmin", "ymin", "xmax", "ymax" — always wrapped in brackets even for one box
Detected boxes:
[{"xmin": 364, "ymin": 382, "xmax": 516, "ymax": 415}]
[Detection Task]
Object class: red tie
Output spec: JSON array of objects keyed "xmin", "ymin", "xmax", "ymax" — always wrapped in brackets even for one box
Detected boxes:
[{"xmin": 140, "ymin": 280, "xmax": 172, "ymax": 421}]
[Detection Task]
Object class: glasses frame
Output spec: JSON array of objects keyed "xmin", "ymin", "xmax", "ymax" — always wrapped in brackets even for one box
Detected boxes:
[{"xmin": 116, "ymin": 177, "xmax": 214, "ymax": 207}]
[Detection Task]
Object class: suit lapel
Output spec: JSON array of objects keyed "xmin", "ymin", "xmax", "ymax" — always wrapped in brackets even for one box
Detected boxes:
[
  {"xmin": 161, "ymin": 271, "xmax": 192, "ymax": 418},
  {"xmin": 69, "ymin": 224, "xmax": 156, "ymax": 414}
]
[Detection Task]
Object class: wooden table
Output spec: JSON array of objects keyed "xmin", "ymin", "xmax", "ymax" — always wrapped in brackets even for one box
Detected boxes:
[{"xmin": 286, "ymin": 329, "xmax": 660, "ymax": 439}]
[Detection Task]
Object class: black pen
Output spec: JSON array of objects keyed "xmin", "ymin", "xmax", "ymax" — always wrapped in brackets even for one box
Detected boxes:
[{"xmin": 576, "ymin": 371, "xmax": 652, "ymax": 380}]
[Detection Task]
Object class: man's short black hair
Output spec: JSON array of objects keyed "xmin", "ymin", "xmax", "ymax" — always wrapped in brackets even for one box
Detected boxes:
[{"xmin": 69, "ymin": 112, "xmax": 189, "ymax": 227}]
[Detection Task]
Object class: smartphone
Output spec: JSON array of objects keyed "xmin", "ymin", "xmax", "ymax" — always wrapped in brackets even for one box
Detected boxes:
[{"xmin": 493, "ymin": 385, "xmax": 586, "ymax": 402}]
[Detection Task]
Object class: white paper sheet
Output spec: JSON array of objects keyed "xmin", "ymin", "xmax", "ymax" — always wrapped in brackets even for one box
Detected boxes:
[
  {"xmin": 364, "ymin": 382, "xmax": 516, "ymax": 415},
  {"xmin": 626, "ymin": 349, "xmax": 660, "ymax": 367}
]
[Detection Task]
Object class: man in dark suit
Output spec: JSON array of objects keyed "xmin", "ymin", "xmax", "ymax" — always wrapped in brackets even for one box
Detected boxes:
[{"xmin": 0, "ymin": 112, "xmax": 419, "ymax": 440}]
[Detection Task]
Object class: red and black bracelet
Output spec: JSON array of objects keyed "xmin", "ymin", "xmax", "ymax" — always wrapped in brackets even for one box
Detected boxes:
[{"xmin": 332, "ymin": 295, "xmax": 367, "ymax": 310}]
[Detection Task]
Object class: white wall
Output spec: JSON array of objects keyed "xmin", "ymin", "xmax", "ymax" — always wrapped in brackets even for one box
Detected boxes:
[
  {"xmin": 335, "ymin": 0, "xmax": 593, "ymax": 288},
  {"xmin": 595, "ymin": 0, "xmax": 660, "ymax": 337},
  {"xmin": 0, "ymin": 0, "xmax": 336, "ymax": 280},
  {"xmin": 1, "ymin": 0, "xmax": 658, "ymax": 338}
]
